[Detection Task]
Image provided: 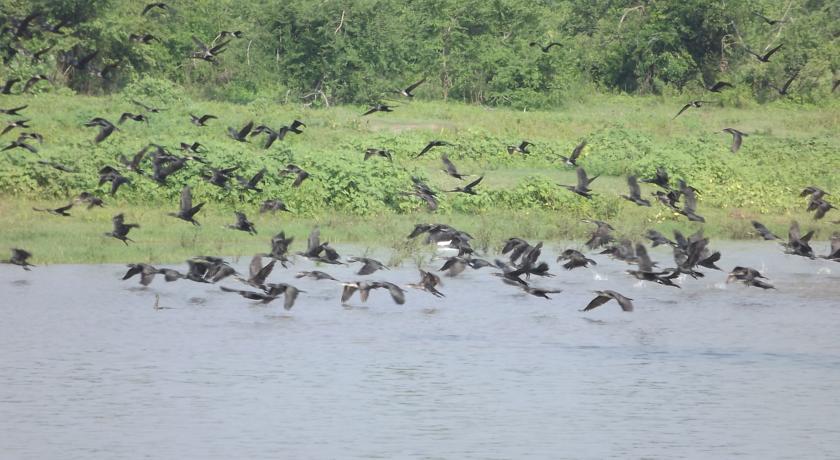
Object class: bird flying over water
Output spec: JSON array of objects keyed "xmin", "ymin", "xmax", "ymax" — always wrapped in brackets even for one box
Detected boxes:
[
  {"xmin": 582, "ymin": 290, "xmax": 634, "ymax": 312},
  {"xmin": 3, "ymin": 248, "xmax": 34, "ymax": 270}
]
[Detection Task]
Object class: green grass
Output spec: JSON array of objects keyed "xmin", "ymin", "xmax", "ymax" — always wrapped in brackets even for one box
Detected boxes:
[{"xmin": 0, "ymin": 93, "xmax": 838, "ymax": 264}]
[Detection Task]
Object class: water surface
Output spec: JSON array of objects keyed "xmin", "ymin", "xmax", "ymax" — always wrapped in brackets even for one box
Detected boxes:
[{"xmin": 2, "ymin": 242, "xmax": 839, "ymax": 459}]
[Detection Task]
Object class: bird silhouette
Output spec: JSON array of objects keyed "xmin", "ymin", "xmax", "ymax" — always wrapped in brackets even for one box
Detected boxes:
[
  {"xmin": 227, "ymin": 211, "xmax": 257, "ymax": 235},
  {"xmin": 364, "ymin": 148, "xmax": 393, "ymax": 161},
  {"xmin": 446, "ymin": 175, "xmax": 483, "ymax": 195},
  {"xmin": 722, "ymin": 128, "xmax": 747, "ymax": 153},
  {"xmin": 751, "ymin": 221, "xmax": 779, "ymax": 240},
  {"xmin": 348, "ymin": 257, "xmax": 389, "ymax": 275},
  {"xmin": 191, "ymin": 36, "xmax": 229, "ymax": 63},
  {"xmin": 673, "ymin": 101, "xmax": 712, "ymax": 119},
  {"xmin": 406, "ymin": 270, "xmax": 445, "ymax": 297},
  {"xmin": 558, "ymin": 140, "xmax": 586, "ymax": 166},
  {"xmin": 560, "ymin": 167, "xmax": 598, "ymax": 199},
  {"xmin": 227, "ymin": 120, "xmax": 253, "ymax": 142},
  {"xmin": 168, "ymin": 186, "xmax": 204, "ymax": 225},
  {"xmin": 745, "ymin": 44, "xmax": 783, "ymax": 63},
  {"xmin": 98, "ymin": 166, "xmax": 131, "ymax": 196},
  {"xmin": 582, "ymin": 290, "xmax": 634, "ymax": 312},
  {"xmin": 32, "ymin": 203, "xmax": 73, "ymax": 217},
  {"xmin": 727, "ymin": 266, "xmax": 774, "ymax": 289},
  {"xmin": 704, "ymin": 81, "xmax": 733, "ymax": 92},
  {"xmin": 279, "ymin": 164, "xmax": 310, "ymax": 187},
  {"xmin": 395, "ymin": 77, "xmax": 426, "ymax": 97},
  {"xmin": 362, "ymin": 103, "xmax": 394, "ymax": 116},
  {"xmin": 506, "ymin": 140, "xmax": 534, "ymax": 155},
  {"xmin": 105, "ymin": 213, "xmax": 139, "ymax": 244},
  {"xmin": 190, "ymin": 113, "xmax": 217, "ymax": 126},
  {"xmin": 557, "ymin": 249, "xmax": 597, "ymax": 270},
  {"xmin": 584, "ymin": 220, "xmax": 614, "ymax": 250},
  {"xmin": 769, "ymin": 70, "xmax": 799, "ymax": 96},
  {"xmin": 3, "ymin": 248, "xmax": 34, "ymax": 270},
  {"xmin": 259, "ymin": 199, "xmax": 290, "ymax": 214},
  {"xmin": 341, "ymin": 281, "xmax": 405, "ymax": 305},
  {"xmin": 84, "ymin": 117, "xmax": 119, "ymax": 144},
  {"xmin": 441, "ymin": 154, "xmax": 468, "ymax": 180},
  {"xmin": 621, "ymin": 175, "xmax": 651, "ymax": 206},
  {"xmin": 415, "ymin": 140, "xmax": 452, "ymax": 159},
  {"xmin": 529, "ymin": 41, "xmax": 562, "ymax": 53}
]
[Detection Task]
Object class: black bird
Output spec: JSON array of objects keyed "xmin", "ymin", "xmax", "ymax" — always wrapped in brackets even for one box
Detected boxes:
[
  {"xmin": 123, "ymin": 263, "xmax": 159, "ymax": 286},
  {"xmin": 751, "ymin": 221, "xmax": 779, "ymax": 240},
  {"xmin": 621, "ymin": 175, "xmax": 651, "ymax": 206},
  {"xmin": 752, "ymin": 11, "xmax": 787, "ymax": 26},
  {"xmin": 296, "ymin": 270, "xmax": 338, "ymax": 281},
  {"xmin": 396, "ymin": 77, "xmax": 426, "ymax": 97},
  {"xmin": 364, "ymin": 148, "xmax": 392, "ymax": 161},
  {"xmin": 520, "ymin": 285, "xmax": 563, "ymax": 299},
  {"xmin": 645, "ymin": 229, "xmax": 675, "ymax": 247},
  {"xmin": 106, "ymin": 213, "xmax": 139, "ymax": 245},
  {"xmin": 38, "ymin": 160, "xmax": 76, "ymax": 173},
  {"xmin": 227, "ymin": 121, "xmax": 253, "ymax": 142},
  {"xmin": 673, "ymin": 100, "xmax": 712, "ymax": 119},
  {"xmin": 446, "ymin": 175, "xmax": 483, "ymax": 195},
  {"xmin": 191, "ymin": 36, "xmax": 230, "ymax": 63},
  {"xmin": 84, "ymin": 117, "xmax": 119, "ymax": 144},
  {"xmin": 558, "ymin": 140, "xmax": 586, "ymax": 166},
  {"xmin": 348, "ymin": 257, "xmax": 389, "ymax": 275},
  {"xmin": 259, "ymin": 199, "xmax": 290, "ymax": 214},
  {"xmin": 118, "ymin": 112, "xmax": 149, "ymax": 124},
  {"xmin": 811, "ymin": 198, "xmax": 836, "ymax": 220},
  {"xmin": 506, "ymin": 140, "xmax": 534, "ymax": 155},
  {"xmin": 678, "ymin": 186, "xmax": 705, "ymax": 222},
  {"xmin": 727, "ymin": 266, "xmax": 774, "ymax": 289},
  {"xmin": 582, "ymin": 290, "xmax": 634, "ymax": 312},
  {"xmin": 415, "ymin": 140, "xmax": 452, "ymax": 159},
  {"xmin": 240, "ymin": 255, "xmax": 276, "ymax": 289},
  {"xmin": 98, "ymin": 166, "xmax": 131, "ymax": 195},
  {"xmin": 529, "ymin": 41, "xmax": 562, "ymax": 53},
  {"xmin": 262, "ymin": 231, "xmax": 294, "ymax": 265},
  {"xmin": 298, "ymin": 228, "xmax": 343, "ymax": 264},
  {"xmin": 438, "ymin": 256, "xmax": 469, "ymax": 277},
  {"xmin": 220, "ymin": 284, "xmax": 302, "ymax": 310},
  {"xmin": 560, "ymin": 167, "xmax": 598, "ymax": 199},
  {"xmin": 1, "ymin": 139, "xmax": 38, "ymax": 154},
  {"xmin": 179, "ymin": 142, "xmax": 204, "ymax": 154},
  {"xmin": 250, "ymin": 119, "xmax": 305, "ymax": 149},
  {"xmin": 280, "ymin": 164, "xmax": 310, "ymax": 187},
  {"xmin": 800, "ymin": 186, "xmax": 829, "ymax": 200},
  {"xmin": 217, "ymin": 30, "xmax": 244, "ymax": 39},
  {"xmin": 653, "ymin": 190, "xmax": 681, "ymax": 211},
  {"xmin": 0, "ymin": 105, "xmax": 27, "ymax": 116},
  {"xmin": 599, "ymin": 239, "xmax": 638, "ymax": 263},
  {"xmin": 441, "ymin": 154, "xmax": 467, "ymax": 179},
  {"xmin": 745, "ymin": 44, "xmax": 783, "ymax": 63},
  {"xmin": 168, "ymin": 186, "xmax": 204, "ymax": 226},
  {"xmin": 641, "ymin": 166, "xmax": 670, "ymax": 190},
  {"xmin": 705, "ymin": 81, "xmax": 733, "ymax": 93},
  {"xmin": 1, "ymin": 78, "xmax": 20, "ymax": 94},
  {"xmin": 141, "ymin": 2, "xmax": 170, "ymax": 15},
  {"xmin": 627, "ymin": 243, "xmax": 681, "ymax": 288},
  {"xmin": 821, "ymin": 235, "xmax": 840, "ymax": 262},
  {"xmin": 1, "ymin": 119, "xmax": 30, "ymax": 136},
  {"xmin": 129, "ymin": 33, "xmax": 158, "ymax": 44},
  {"xmin": 769, "ymin": 70, "xmax": 799, "ymax": 96},
  {"xmin": 227, "ymin": 211, "xmax": 257, "ymax": 235},
  {"xmin": 237, "ymin": 168, "xmax": 266, "ymax": 192},
  {"xmin": 132, "ymin": 100, "xmax": 164, "ymax": 113},
  {"xmin": 341, "ymin": 281, "xmax": 405, "ymax": 305},
  {"xmin": 118, "ymin": 145, "xmax": 152, "ymax": 173},
  {"xmin": 406, "ymin": 270, "xmax": 445, "ymax": 298},
  {"xmin": 722, "ymin": 128, "xmax": 747, "ymax": 153},
  {"xmin": 74, "ymin": 192, "xmax": 105, "ymax": 209},
  {"xmin": 32, "ymin": 203, "xmax": 73, "ymax": 217},
  {"xmin": 3, "ymin": 248, "xmax": 34, "ymax": 270},
  {"xmin": 190, "ymin": 113, "xmax": 217, "ymax": 126},
  {"xmin": 201, "ymin": 166, "xmax": 238, "ymax": 188},
  {"xmin": 584, "ymin": 220, "xmax": 614, "ymax": 249},
  {"xmin": 22, "ymin": 74, "xmax": 49, "ymax": 93},
  {"xmin": 362, "ymin": 103, "xmax": 394, "ymax": 116},
  {"xmin": 557, "ymin": 249, "xmax": 596, "ymax": 270},
  {"xmin": 149, "ymin": 154, "xmax": 187, "ymax": 184}
]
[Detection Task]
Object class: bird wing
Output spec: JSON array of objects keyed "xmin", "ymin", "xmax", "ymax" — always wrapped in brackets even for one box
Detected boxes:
[
  {"xmin": 238, "ymin": 121, "xmax": 254, "ymax": 138},
  {"xmin": 180, "ymin": 186, "xmax": 192, "ymax": 212},
  {"xmin": 341, "ymin": 284, "xmax": 358, "ymax": 303},
  {"xmin": 94, "ymin": 125, "xmax": 114, "ymax": 144},
  {"xmin": 307, "ymin": 228, "xmax": 321, "ymax": 254},
  {"xmin": 710, "ymin": 81, "xmax": 733, "ymax": 91},
  {"xmin": 635, "ymin": 243, "xmax": 654, "ymax": 272},
  {"xmin": 404, "ymin": 77, "xmax": 426, "ymax": 93},
  {"xmin": 683, "ymin": 188, "xmax": 698, "ymax": 213},
  {"xmin": 612, "ymin": 292, "xmax": 634, "ymax": 312},
  {"xmin": 441, "ymin": 154, "xmax": 458, "ymax": 176},
  {"xmin": 763, "ymin": 44, "xmax": 783, "ymax": 60},
  {"xmin": 780, "ymin": 71, "xmax": 799, "ymax": 93},
  {"xmin": 253, "ymin": 259, "xmax": 276, "ymax": 285},
  {"xmin": 248, "ymin": 168, "xmax": 266, "ymax": 187},
  {"xmin": 729, "ymin": 130, "xmax": 743, "ymax": 152},
  {"xmin": 382, "ymin": 282, "xmax": 406, "ymax": 305},
  {"xmin": 576, "ymin": 167, "xmax": 588, "ymax": 188},
  {"xmin": 199, "ymin": 114, "xmax": 216, "ymax": 123},
  {"xmin": 570, "ymin": 140, "xmax": 586, "ymax": 161},
  {"xmin": 361, "ymin": 106, "xmax": 379, "ymax": 116},
  {"xmin": 673, "ymin": 103, "xmax": 692, "ymax": 119},
  {"xmin": 465, "ymin": 175, "xmax": 484, "ymax": 190},
  {"xmin": 282, "ymin": 286, "xmax": 300, "ymax": 310},
  {"xmin": 627, "ymin": 175, "xmax": 642, "ymax": 198},
  {"xmin": 292, "ymin": 170, "xmax": 309, "ymax": 187},
  {"xmin": 582, "ymin": 295, "xmax": 611, "ymax": 312}
]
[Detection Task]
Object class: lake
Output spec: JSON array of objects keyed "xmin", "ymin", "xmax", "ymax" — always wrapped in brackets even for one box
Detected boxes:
[{"xmin": 1, "ymin": 242, "xmax": 839, "ymax": 459}]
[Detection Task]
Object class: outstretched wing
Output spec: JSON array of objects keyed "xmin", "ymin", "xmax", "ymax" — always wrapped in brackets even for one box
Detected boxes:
[{"xmin": 582, "ymin": 294, "xmax": 611, "ymax": 312}]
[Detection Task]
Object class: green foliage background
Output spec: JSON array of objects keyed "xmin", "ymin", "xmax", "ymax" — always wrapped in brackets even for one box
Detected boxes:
[{"xmin": 1, "ymin": 0, "xmax": 838, "ymax": 108}]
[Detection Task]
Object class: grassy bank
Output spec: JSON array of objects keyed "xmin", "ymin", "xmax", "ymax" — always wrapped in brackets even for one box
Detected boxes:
[{"xmin": 0, "ymin": 93, "xmax": 838, "ymax": 263}]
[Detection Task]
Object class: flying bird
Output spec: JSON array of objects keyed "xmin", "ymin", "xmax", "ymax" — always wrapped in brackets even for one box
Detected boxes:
[
  {"xmin": 168, "ymin": 186, "xmax": 204, "ymax": 225},
  {"xmin": 32, "ymin": 203, "xmax": 73, "ymax": 217},
  {"xmin": 227, "ymin": 120, "xmax": 253, "ymax": 142},
  {"xmin": 361, "ymin": 103, "xmax": 394, "ymax": 116},
  {"xmin": 415, "ymin": 140, "xmax": 452, "ymax": 159},
  {"xmin": 582, "ymin": 290, "xmax": 634, "ymax": 312},
  {"xmin": 769, "ymin": 70, "xmax": 799, "ymax": 96},
  {"xmin": 141, "ymin": 2, "xmax": 170, "ymax": 15},
  {"xmin": 560, "ymin": 167, "xmax": 598, "ymax": 199},
  {"xmin": 704, "ymin": 81, "xmax": 733, "ymax": 92},
  {"xmin": 446, "ymin": 175, "xmax": 483, "ymax": 195},
  {"xmin": 279, "ymin": 164, "xmax": 310, "ymax": 187},
  {"xmin": 227, "ymin": 211, "xmax": 257, "ymax": 235},
  {"xmin": 3, "ymin": 248, "xmax": 34, "ymax": 270},
  {"xmin": 745, "ymin": 44, "xmax": 783, "ymax": 63},
  {"xmin": 396, "ymin": 77, "xmax": 426, "ymax": 97},
  {"xmin": 529, "ymin": 41, "xmax": 562, "ymax": 53},
  {"xmin": 506, "ymin": 140, "xmax": 534, "ymax": 155},
  {"xmin": 722, "ymin": 128, "xmax": 747, "ymax": 153},
  {"xmin": 105, "ymin": 213, "xmax": 139, "ymax": 245},
  {"xmin": 673, "ymin": 100, "xmax": 712, "ymax": 119},
  {"xmin": 621, "ymin": 175, "xmax": 651, "ymax": 206},
  {"xmin": 364, "ymin": 148, "xmax": 392, "ymax": 161},
  {"xmin": 84, "ymin": 117, "xmax": 119, "ymax": 144},
  {"xmin": 190, "ymin": 113, "xmax": 217, "ymax": 126},
  {"xmin": 558, "ymin": 140, "xmax": 585, "ymax": 166},
  {"xmin": 751, "ymin": 221, "xmax": 779, "ymax": 240},
  {"xmin": 441, "ymin": 154, "xmax": 468, "ymax": 179}
]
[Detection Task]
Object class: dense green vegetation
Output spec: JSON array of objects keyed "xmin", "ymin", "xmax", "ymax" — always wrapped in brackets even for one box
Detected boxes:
[{"xmin": 1, "ymin": 0, "xmax": 838, "ymax": 108}]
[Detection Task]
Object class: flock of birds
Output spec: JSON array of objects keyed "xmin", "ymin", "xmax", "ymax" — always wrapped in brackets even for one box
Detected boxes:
[{"xmin": 1, "ymin": 5, "xmax": 839, "ymax": 313}]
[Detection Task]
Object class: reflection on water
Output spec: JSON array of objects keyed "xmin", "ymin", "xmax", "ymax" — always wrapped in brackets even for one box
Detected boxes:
[{"xmin": 1, "ymin": 242, "xmax": 839, "ymax": 459}]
